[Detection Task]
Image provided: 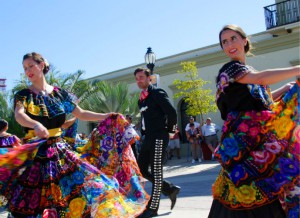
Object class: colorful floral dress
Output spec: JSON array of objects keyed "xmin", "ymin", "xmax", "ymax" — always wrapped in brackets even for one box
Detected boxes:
[
  {"xmin": 210, "ymin": 61, "xmax": 299, "ymax": 217},
  {"xmin": 61, "ymin": 118, "xmax": 79, "ymax": 145},
  {"xmin": 0, "ymin": 87, "xmax": 148, "ymax": 218},
  {"xmin": 76, "ymin": 114, "xmax": 145, "ymax": 201},
  {"xmin": 0, "ymin": 134, "xmax": 20, "ymax": 148}
]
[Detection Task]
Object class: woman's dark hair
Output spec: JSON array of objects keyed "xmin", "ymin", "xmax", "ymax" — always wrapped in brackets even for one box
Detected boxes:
[
  {"xmin": 0, "ymin": 119, "xmax": 8, "ymax": 132},
  {"xmin": 219, "ymin": 24, "xmax": 252, "ymax": 55},
  {"xmin": 23, "ymin": 52, "xmax": 50, "ymax": 74},
  {"xmin": 134, "ymin": 67, "xmax": 151, "ymax": 77}
]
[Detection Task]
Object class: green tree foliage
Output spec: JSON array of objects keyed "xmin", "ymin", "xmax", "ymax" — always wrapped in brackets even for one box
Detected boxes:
[
  {"xmin": 80, "ymin": 80, "xmax": 135, "ymax": 114},
  {"xmin": 173, "ymin": 61, "xmax": 217, "ymax": 123},
  {"xmin": 0, "ymin": 92, "xmax": 24, "ymax": 137},
  {"xmin": 0, "ymin": 92, "xmax": 9, "ymax": 119}
]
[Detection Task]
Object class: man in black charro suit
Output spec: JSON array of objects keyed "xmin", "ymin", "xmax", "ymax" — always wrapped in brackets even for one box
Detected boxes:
[{"xmin": 134, "ymin": 67, "xmax": 181, "ymax": 218}]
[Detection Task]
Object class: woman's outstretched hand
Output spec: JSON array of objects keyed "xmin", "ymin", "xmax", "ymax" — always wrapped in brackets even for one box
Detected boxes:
[{"xmin": 34, "ymin": 123, "xmax": 49, "ymax": 138}]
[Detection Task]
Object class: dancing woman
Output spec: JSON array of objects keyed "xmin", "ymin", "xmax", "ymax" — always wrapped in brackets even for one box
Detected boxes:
[
  {"xmin": 0, "ymin": 52, "xmax": 148, "ymax": 217},
  {"xmin": 209, "ymin": 25, "xmax": 299, "ymax": 218}
]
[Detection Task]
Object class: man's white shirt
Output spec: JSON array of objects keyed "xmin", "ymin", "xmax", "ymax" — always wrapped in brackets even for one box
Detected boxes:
[{"xmin": 185, "ymin": 122, "xmax": 200, "ymax": 131}]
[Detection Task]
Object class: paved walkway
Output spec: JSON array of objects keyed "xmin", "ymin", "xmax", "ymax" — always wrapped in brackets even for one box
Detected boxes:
[
  {"xmin": 150, "ymin": 158, "xmax": 220, "ymax": 218},
  {"xmin": 0, "ymin": 158, "xmax": 221, "ymax": 218}
]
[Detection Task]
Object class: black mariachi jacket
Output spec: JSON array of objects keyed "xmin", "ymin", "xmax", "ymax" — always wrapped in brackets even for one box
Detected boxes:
[{"xmin": 138, "ymin": 84, "xmax": 177, "ymax": 135}]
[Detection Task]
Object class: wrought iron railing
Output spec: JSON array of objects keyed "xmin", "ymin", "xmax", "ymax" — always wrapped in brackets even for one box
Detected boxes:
[{"xmin": 264, "ymin": 0, "xmax": 300, "ymax": 29}]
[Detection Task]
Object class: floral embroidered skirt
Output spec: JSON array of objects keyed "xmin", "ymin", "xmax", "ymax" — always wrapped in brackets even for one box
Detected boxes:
[
  {"xmin": 76, "ymin": 114, "xmax": 143, "ymax": 199},
  {"xmin": 0, "ymin": 114, "xmax": 148, "ymax": 217},
  {"xmin": 211, "ymin": 81, "xmax": 299, "ymax": 217}
]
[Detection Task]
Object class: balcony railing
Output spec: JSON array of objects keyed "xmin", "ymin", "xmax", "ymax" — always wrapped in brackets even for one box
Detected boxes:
[{"xmin": 264, "ymin": 0, "xmax": 300, "ymax": 29}]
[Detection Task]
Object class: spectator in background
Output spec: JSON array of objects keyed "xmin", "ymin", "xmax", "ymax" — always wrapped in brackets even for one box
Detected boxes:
[
  {"xmin": 185, "ymin": 116, "xmax": 200, "ymax": 132},
  {"xmin": 168, "ymin": 127, "xmax": 181, "ymax": 160},
  {"xmin": 185, "ymin": 116, "xmax": 203, "ymax": 163},
  {"xmin": 201, "ymin": 117, "xmax": 221, "ymax": 159},
  {"xmin": 186, "ymin": 123, "xmax": 202, "ymax": 163}
]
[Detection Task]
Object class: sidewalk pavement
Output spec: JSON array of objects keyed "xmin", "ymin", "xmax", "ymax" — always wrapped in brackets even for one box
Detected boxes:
[
  {"xmin": 0, "ymin": 158, "xmax": 221, "ymax": 218},
  {"xmin": 148, "ymin": 157, "xmax": 221, "ymax": 218}
]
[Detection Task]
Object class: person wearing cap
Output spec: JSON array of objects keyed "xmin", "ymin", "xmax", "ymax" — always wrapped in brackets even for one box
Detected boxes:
[{"xmin": 201, "ymin": 118, "xmax": 221, "ymax": 159}]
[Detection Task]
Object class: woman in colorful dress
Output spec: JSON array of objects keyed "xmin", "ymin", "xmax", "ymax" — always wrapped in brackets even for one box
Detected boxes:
[
  {"xmin": 76, "ymin": 113, "xmax": 145, "ymax": 203},
  {"xmin": 0, "ymin": 119, "xmax": 21, "ymax": 148},
  {"xmin": 208, "ymin": 24, "xmax": 299, "ymax": 218},
  {"xmin": 0, "ymin": 52, "xmax": 148, "ymax": 217}
]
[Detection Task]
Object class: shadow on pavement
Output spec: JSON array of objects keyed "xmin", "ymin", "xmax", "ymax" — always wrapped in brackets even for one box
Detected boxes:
[{"xmin": 145, "ymin": 161, "xmax": 221, "ymax": 198}]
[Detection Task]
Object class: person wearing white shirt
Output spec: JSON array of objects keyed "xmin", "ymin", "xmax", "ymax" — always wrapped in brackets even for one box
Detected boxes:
[
  {"xmin": 201, "ymin": 118, "xmax": 221, "ymax": 158},
  {"xmin": 185, "ymin": 116, "xmax": 200, "ymax": 132}
]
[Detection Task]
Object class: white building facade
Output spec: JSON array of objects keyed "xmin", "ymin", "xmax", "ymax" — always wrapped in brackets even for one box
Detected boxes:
[{"xmin": 79, "ymin": 22, "xmax": 299, "ymax": 136}]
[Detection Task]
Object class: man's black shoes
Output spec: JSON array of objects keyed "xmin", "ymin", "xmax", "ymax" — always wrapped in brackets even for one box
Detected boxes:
[
  {"xmin": 169, "ymin": 185, "xmax": 181, "ymax": 210},
  {"xmin": 137, "ymin": 209, "xmax": 158, "ymax": 218}
]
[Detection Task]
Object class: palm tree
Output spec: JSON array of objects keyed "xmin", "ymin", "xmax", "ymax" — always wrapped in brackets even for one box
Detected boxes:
[
  {"xmin": 0, "ymin": 92, "xmax": 9, "ymax": 119},
  {"xmin": 127, "ymin": 92, "xmax": 140, "ymax": 116},
  {"xmin": 11, "ymin": 73, "xmax": 30, "ymax": 97},
  {"xmin": 0, "ymin": 92, "xmax": 24, "ymax": 137},
  {"xmin": 80, "ymin": 80, "xmax": 131, "ymax": 113}
]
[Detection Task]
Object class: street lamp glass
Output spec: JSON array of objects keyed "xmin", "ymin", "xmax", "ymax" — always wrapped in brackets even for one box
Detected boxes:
[{"xmin": 145, "ymin": 47, "xmax": 156, "ymax": 64}]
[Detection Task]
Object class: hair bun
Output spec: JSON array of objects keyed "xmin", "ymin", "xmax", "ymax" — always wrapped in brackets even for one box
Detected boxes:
[{"xmin": 43, "ymin": 58, "xmax": 50, "ymax": 74}]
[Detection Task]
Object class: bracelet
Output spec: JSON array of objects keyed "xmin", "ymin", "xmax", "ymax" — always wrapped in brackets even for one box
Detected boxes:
[{"xmin": 33, "ymin": 124, "xmax": 40, "ymax": 129}]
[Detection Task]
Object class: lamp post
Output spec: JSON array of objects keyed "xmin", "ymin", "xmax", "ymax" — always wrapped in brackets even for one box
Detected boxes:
[{"xmin": 145, "ymin": 47, "xmax": 156, "ymax": 75}]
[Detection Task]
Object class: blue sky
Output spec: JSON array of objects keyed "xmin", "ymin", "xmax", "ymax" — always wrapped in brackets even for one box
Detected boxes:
[{"xmin": 0, "ymin": 0, "xmax": 275, "ymax": 91}]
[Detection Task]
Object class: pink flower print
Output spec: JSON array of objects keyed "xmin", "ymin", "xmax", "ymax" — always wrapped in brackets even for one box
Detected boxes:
[
  {"xmin": 28, "ymin": 163, "xmax": 40, "ymax": 184},
  {"xmin": 294, "ymin": 126, "xmax": 300, "ymax": 142},
  {"xmin": 0, "ymin": 168, "xmax": 11, "ymax": 181},
  {"xmin": 135, "ymin": 190, "xmax": 142, "ymax": 199},
  {"xmin": 265, "ymin": 141, "xmax": 282, "ymax": 154},
  {"xmin": 47, "ymin": 147, "xmax": 55, "ymax": 158},
  {"xmin": 251, "ymin": 150, "xmax": 272, "ymax": 164},
  {"xmin": 238, "ymin": 122, "xmax": 249, "ymax": 133},
  {"xmin": 29, "ymin": 189, "xmax": 41, "ymax": 209},
  {"xmin": 115, "ymin": 170, "xmax": 127, "ymax": 187},
  {"xmin": 42, "ymin": 208, "xmax": 58, "ymax": 218},
  {"xmin": 218, "ymin": 72, "xmax": 229, "ymax": 92},
  {"xmin": 249, "ymin": 126, "xmax": 260, "ymax": 137},
  {"xmin": 95, "ymin": 181, "xmax": 105, "ymax": 189},
  {"xmin": 252, "ymin": 111, "xmax": 270, "ymax": 121},
  {"xmin": 222, "ymin": 123, "xmax": 228, "ymax": 133},
  {"xmin": 13, "ymin": 158, "xmax": 23, "ymax": 166},
  {"xmin": 114, "ymin": 202, "xmax": 122, "ymax": 210},
  {"xmin": 97, "ymin": 124, "xmax": 107, "ymax": 135},
  {"xmin": 19, "ymin": 199, "xmax": 25, "ymax": 208},
  {"xmin": 293, "ymin": 141, "xmax": 300, "ymax": 155}
]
